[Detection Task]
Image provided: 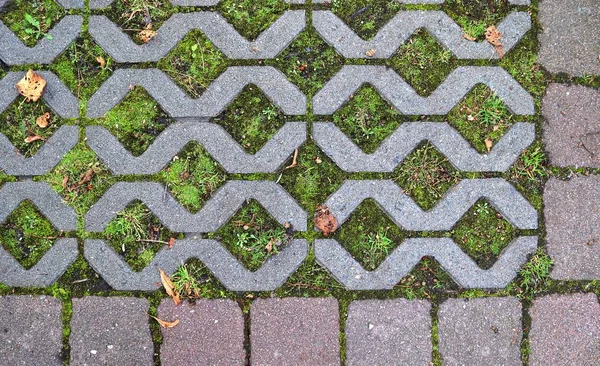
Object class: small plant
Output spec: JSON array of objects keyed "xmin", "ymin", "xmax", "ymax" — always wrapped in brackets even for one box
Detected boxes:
[
  {"xmin": 172, "ymin": 264, "xmax": 202, "ymax": 298},
  {"xmin": 23, "ymin": 13, "xmax": 53, "ymax": 41},
  {"xmin": 362, "ymin": 229, "xmax": 396, "ymax": 270},
  {"xmin": 476, "ymin": 94, "xmax": 508, "ymax": 127}
]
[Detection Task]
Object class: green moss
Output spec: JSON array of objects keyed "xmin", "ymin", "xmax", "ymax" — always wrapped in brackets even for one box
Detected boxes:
[
  {"xmin": 443, "ymin": 0, "xmax": 512, "ymax": 40},
  {"xmin": 101, "ymin": 0, "xmax": 174, "ymax": 44},
  {"xmin": 218, "ymin": 0, "xmax": 289, "ymax": 40},
  {"xmin": 330, "ymin": 0, "xmax": 402, "ymax": 39},
  {"xmin": 0, "ymin": 173, "xmax": 17, "ymax": 186},
  {"xmin": 0, "ymin": 0, "xmax": 65, "ymax": 47},
  {"xmin": 157, "ymin": 31, "xmax": 228, "ymax": 98},
  {"xmin": 276, "ymin": 255, "xmax": 344, "ymax": 297}
]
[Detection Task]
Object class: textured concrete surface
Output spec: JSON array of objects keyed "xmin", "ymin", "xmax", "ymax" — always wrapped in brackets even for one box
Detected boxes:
[
  {"xmin": 345, "ymin": 299, "xmax": 432, "ymax": 366},
  {"xmin": 70, "ymin": 297, "xmax": 154, "ymax": 366},
  {"xmin": 251, "ymin": 297, "xmax": 340, "ymax": 365},
  {"xmin": 313, "ymin": 11, "xmax": 530, "ymax": 59},
  {"xmin": 158, "ymin": 299, "xmax": 245, "ymax": 366},
  {"xmin": 0, "ymin": 296, "xmax": 63, "ymax": 366},
  {"xmin": 545, "ymin": 176, "xmax": 600, "ymax": 279},
  {"xmin": 529, "ymin": 293, "xmax": 600, "ymax": 366},
  {"xmin": 313, "ymin": 66, "xmax": 534, "ymax": 115},
  {"xmin": 315, "ymin": 237, "xmax": 537, "ymax": 290},
  {"xmin": 90, "ymin": 0, "xmax": 303, "ymax": 8},
  {"xmin": 539, "ymin": 0, "xmax": 600, "ymax": 75},
  {"xmin": 542, "ymin": 84, "xmax": 600, "ymax": 168},
  {"xmin": 438, "ymin": 297, "xmax": 523, "ymax": 366},
  {"xmin": 314, "ymin": 122, "xmax": 534, "ymax": 172}
]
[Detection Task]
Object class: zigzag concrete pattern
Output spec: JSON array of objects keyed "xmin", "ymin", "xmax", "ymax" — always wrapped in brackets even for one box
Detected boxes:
[
  {"xmin": 85, "ymin": 181, "xmax": 307, "ymax": 233},
  {"xmin": 86, "ymin": 67, "xmax": 306, "ymax": 118},
  {"xmin": 84, "ymin": 239, "xmax": 308, "ymax": 291},
  {"xmin": 321, "ymin": 179, "xmax": 538, "ymax": 231},
  {"xmin": 90, "ymin": 0, "xmax": 304, "ymax": 8},
  {"xmin": 314, "ymin": 122, "xmax": 534, "ymax": 172},
  {"xmin": 89, "ymin": 11, "xmax": 305, "ymax": 62},
  {"xmin": 0, "ymin": 71, "xmax": 79, "ymax": 118},
  {"xmin": 0, "ymin": 126, "xmax": 79, "ymax": 176},
  {"xmin": 87, "ymin": 121, "xmax": 306, "ymax": 174},
  {"xmin": 313, "ymin": 11, "xmax": 531, "ymax": 59},
  {"xmin": 314, "ymin": 237, "xmax": 538, "ymax": 289},
  {"xmin": 313, "ymin": 66, "xmax": 534, "ymax": 115},
  {"xmin": 312, "ymin": 0, "xmax": 530, "ymax": 3}
]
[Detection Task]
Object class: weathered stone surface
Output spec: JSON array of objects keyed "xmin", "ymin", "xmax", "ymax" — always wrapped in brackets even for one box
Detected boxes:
[
  {"xmin": 313, "ymin": 66, "xmax": 534, "ymax": 115},
  {"xmin": 539, "ymin": 0, "xmax": 600, "ymax": 75},
  {"xmin": 90, "ymin": 0, "xmax": 303, "ymax": 8},
  {"xmin": 313, "ymin": 0, "xmax": 529, "ymax": 3},
  {"xmin": 438, "ymin": 297, "xmax": 523, "ymax": 366},
  {"xmin": 251, "ymin": 297, "xmax": 340, "ymax": 365},
  {"xmin": 0, "ymin": 295, "xmax": 63, "ymax": 366},
  {"xmin": 85, "ymin": 180, "xmax": 307, "ymax": 233},
  {"xmin": 542, "ymin": 84, "xmax": 600, "ymax": 168},
  {"xmin": 530, "ymin": 293, "xmax": 600, "ymax": 366},
  {"xmin": 158, "ymin": 299, "xmax": 245, "ymax": 366},
  {"xmin": 314, "ymin": 122, "xmax": 534, "ymax": 172},
  {"xmin": 86, "ymin": 67, "xmax": 306, "ymax": 118},
  {"xmin": 84, "ymin": 239, "xmax": 308, "ymax": 291},
  {"xmin": 345, "ymin": 299, "xmax": 432, "ymax": 366},
  {"xmin": 70, "ymin": 297, "xmax": 154, "ymax": 366},
  {"xmin": 89, "ymin": 11, "xmax": 304, "ymax": 62},
  {"xmin": 544, "ymin": 176, "xmax": 600, "ymax": 279},
  {"xmin": 87, "ymin": 121, "xmax": 306, "ymax": 174},
  {"xmin": 315, "ymin": 237, "xmax": 537, "ymax": 290},
  {"xmin": 313, "ymin": 11, "xmax": 530, "ymax": 59}
]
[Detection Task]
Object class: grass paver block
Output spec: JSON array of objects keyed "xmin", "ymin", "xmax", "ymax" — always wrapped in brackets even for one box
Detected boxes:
[
  {"xmin": 438, "ymin": 297, "xmax": 522, "ymax": 366},
  {"xmin": 345, "ymin": 299, "xmax": 432, "ymax": 366},
  {"xmin": 542, "ymin": 84, "xmax": 600, "ymax": 168},
  {"xmin": 158, "ymin": 299, "xmax": 245, "ymax": 366},
  {"xmin": 529, "ymin": 293, "xmax": 600, "ymax": 366},
  {"xmin": 544, "ymin": 176, "xmax": 600, "ymax": 280},
  {"xmin": 250, "ymin": 297, "xmax": 340, "ymax": 365},
  {"xmin": 539, "ymin": 0, "xmax": 600, "ymax": 75},
  {"xmin": 0, "ymin": 295, "xmax": 63, "ymax": 366},
  {"xmin": 70, "ymin": 297, "xmax": 154, "ymax": 366},
  {"xmin": 90, "ymin": 0, "xmax": 303, "ymax": 8}
]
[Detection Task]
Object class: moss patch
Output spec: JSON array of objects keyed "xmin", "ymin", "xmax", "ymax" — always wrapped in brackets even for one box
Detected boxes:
[
  {"xmin": 218, "ymin": 0, "xmax": 289, "ymax": 40},
  {"xmin": 443, "ymin": 0, "xmax": 511, "ymax": 40},
  {"xmin": 0, "ymin": 0, "xmax": 65, "ymax": 47},
  {"xmin": 330, "ymin": 0, "xmax": 402, "ymax": 40}
]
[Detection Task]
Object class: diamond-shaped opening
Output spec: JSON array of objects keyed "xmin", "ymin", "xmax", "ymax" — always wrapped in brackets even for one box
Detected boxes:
[
  {"xmin": 393, "ymin": 142, "xmax": 460, "ymax": 211},
  {"xmin": 101, "ymin": 0, "xmax": 175, "ymax": 45},
  {"xmin": 451, "ymin": 199, "xmax": 518, "ymax": 270},
  {"xmin": 206, "ymin": 200, "xmax": 294, "ymax": 272},
  {"xmin": 157, "ymin": 30, "xmax": 228, "ymax": 99},
  {"xmin": 59, "ymin": 256, "xmax": 113, "ymax": 294},
  {"xmin": 395, "ymin": 257, "xmax": 460, "ymax": 297},
  {"xmin": 277, "ymin": 255, "xmax": 343, "ymax": 297},
  {"xmin": 211, "ymin": 86, "xmax": 286, "ymax": 154},
  {"xmin": 0, "ymin": 0, "xmax": 66, "ymax": 47},
  {"xmin": 157, "ymin": 143, "xmax": 227, "ymax": 213},
  {"xmin": 447, "ymin": 84, "xmax": 515, "ymax": 154},
  {"xmin": 331, "ymin": 85, "xmax": 401, "ymax": 154},
  {"xmin": 330, "ymin": 0, "xmax": 402, "ymax": 40},
  {"xmin": 443, "ymin": 0, "xmax": 512, "ymax": 40},
  {"xmin": 334, "ymin": 199, "xmax": 404, "ymax": 271},
  {"xmin": 389, "ymin": 30, "xmax": 457, "ymax": 97},
  {"xmin": 265, "ymin": 31, "xmax": 344, "ymax": 97},
  {"xmin": 218, "ymin": 0, "xmax": 289, "ymax": 40},
  {"xmin": 0, "ymin": 201, "xmax": 61, "ymax": 269},
  {"xmin": 104, "ymin": 201, "xmax": 177, "ymax": 272},
  {"xmin": 90, "ymin": 87, "xmax": 171, "ymax": 155},
  {"xmin": 172, "ymin": 258, "xmax": 233, "ymax": 299}
]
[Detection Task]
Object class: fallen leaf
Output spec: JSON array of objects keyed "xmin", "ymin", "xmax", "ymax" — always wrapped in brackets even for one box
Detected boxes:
[
  {"xmin": 79, "ymin": 168, "xmax": 94, "ymax": 185},
  {"xmin": 24, "ymin": 135, "xmax": 43, "ymax": 143},
  {"xmin": 61, "ymin": 175, "xmax": 69, "ymax": 189},
  {"xmin": 467, "ymin": 114, "xmax": 475, "ymax": 121},
  {"xmin": 150, "ymin": 315, "xmax": 180, "ymax": 328},
  {"xmin": 485, "ymin": 138, "xmax": 493, "ymax": 152},
  {"xmin": 16, "ymin": 69, "xmax": 46, "ymax": 102},
  {"xmin": 365, "ymin": 49, "xmax": 376, "ymax": 57},
  {"xmin": 35, "ymin": 112, "xmax": 51, "ymax": 128},
  {"xmin": 285, "ymin": 149, "xmax": 298, "ymax": 169},
  {"xmin": 485, "ymin": 26, "xmax": 504, "ymax": 58},
  {"xmin": 159, "ymin": 269, "xmax": 181, "ymax": 305},
  {"xmin": 314, "ymin": 205, "xmax": 338, "ymax": 236},
  {"xmin": 462, "ymin": 33, "xmax": 477, "ymax": 41},
  {"xmin": 265, "ymin": 238, "xmax": 277, "ymax": 253},
  {"xmin": 167, "ymin": 237, "xmax": 176, "ymax": 249},
  {"xmin": 138, "ymin": 23, "xmax": 157, "ymax": 43},
  {"xmin": 96, "ymin": 56, "xmax": 106, "ymax": 68}
]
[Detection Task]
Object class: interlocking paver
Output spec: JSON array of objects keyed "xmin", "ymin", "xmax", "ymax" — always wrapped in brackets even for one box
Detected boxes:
[
  {"xmin": 90, "ymin": 0, "xmax": 303, "ymax": 8},
  {"xmin": 345, "ymin": 299, "xmax": 432, "ymax": 366},
  {"xmin": 542, "ymin": 84, "xmax": 600, "ymax": 168},
  {"xmin": 529, "ymin": 293, "xmax": 600, "ymax": 366},
  {"xmin": 70, "ymin": 297, "xmax": 154, "ymax": 366},
  {"xmin": 250, "ymin": 297, "xmax": 340, "ymax": 365},
  {"xmin": 539, "ymin": 0, "xmax": 600, "ymax": 75},
  {"xmin": 314, "ymin": 122, "xmax": 535, "ymax": 172},
  {"xmin": 438, "ymin": 297, "xmax": 522, "ymax": 366},
  {"xmin": 312, "ymin": 0, "xmax": 530, "ymax": 3},
  {"xmin": 0, "ymin": 295, "xmax": 63, "ymax": 366},
  {"xmin": 544, "ymin": 176, "xmax": 600, "ymax": 279},
  {"xmin": 312, "ymin": 66, "xmax": 535, "ymax": 115},
  {"xmin": 158, "ymin": 299, "xmax": 245, "ymax": 366},
  {"xmin": 87, "ymin": 121, "xmax": 306, "ymax": 174},
  {"xmin": 314, "ymin": 11, "xmax": 530, "ymax": 59}
]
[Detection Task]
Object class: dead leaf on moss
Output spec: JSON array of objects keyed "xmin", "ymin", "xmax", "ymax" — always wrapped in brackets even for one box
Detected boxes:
[
  {"xmin": 24, "ymin": 135, "xmax": 43, "ymax": 143},
  {"xmin": 35, "ymin": 112, "xmax": 51, "ymax": 128},
  {"xmin": 150, "ymin": 315, "xmax": 180, "ymax": 328},
  {"xmin": 285, "ymin": 149, "xmax": 298, "ymax": 169},
  {"xmin": 485, "ymin": 26, "xmax": 504, "ymax": 58},
  {"xmin": 462, "ymin": 33, "xmax": 477, "ymax": 41},
  {"xmin": 159, "ymin": 268, "xmax": 181, "ymax": 305},
  {"xmin": 96, "ymin": 56, "xmax": 106, "ymax": 68},
  {"xmin": 314, "ymin": 205, "xmax": 338, "ymax": 236},
  {"xmin": 138, "ymin": 23, "xmax": 157, "ymax": 43},
  {"xmin": 16, "ymin": 69, "xmax": 46, "ymax": 102},
  {"xmin": 485, "ymin": 138, "xmax": 493, "ymax": 152}
]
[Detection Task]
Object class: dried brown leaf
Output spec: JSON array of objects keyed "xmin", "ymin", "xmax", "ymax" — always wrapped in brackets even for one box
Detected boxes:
[
  {"xmin": 462, "ymin": 33, "xmax": 477, "ymax": 41},
  {"xmin": 79, "ymin": 168, "xmax": 94, "ymax": 185},
  {"xmin": 96, "ymin": 56, "xmax": 106, "ymax": 68},
  {"xmin": 265, "ymin": 238, "xmax": 274, "ymax": 253},
  {"xmin": 35, "ymin": 112, "xmax": 51, "ymax": 128},
  {"xmin": 138, "ymin": 23, "xmax": 157, "ymax": 43},
  {"xmin": 314, "ymin": 205, "xmax": 338, "ymax": 236},
  {"xmin": 485, "ymin": 26, "xmax": 504, "ymax": 58},
  {"xmin": 24, "ymin": 135, "xmax": 43, "ymax": 143},
  {"xmin": 61, "ymin": 175, "xmax": 69, "ymax": 189},
  {"xmin": 485, "ymin": 138, "xmax": 493, "ymax": 152},
  {"xmin": 150, "ymin": 315, "xmax": 180, "ymax": 328},
  {"xmin": 159, "ymin": 269, "xmax": 181, "ymax": 305},
  {"xmin": 285, "ymin": 149, "xmax": 298, "ymax": 169},
  {"xmin": 365, "ymin": 49, "xmax": 376, "ymax": 57},
  {"xmin": 16, "ymin": 69, "xmax": 46, "ymax": 102}
]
